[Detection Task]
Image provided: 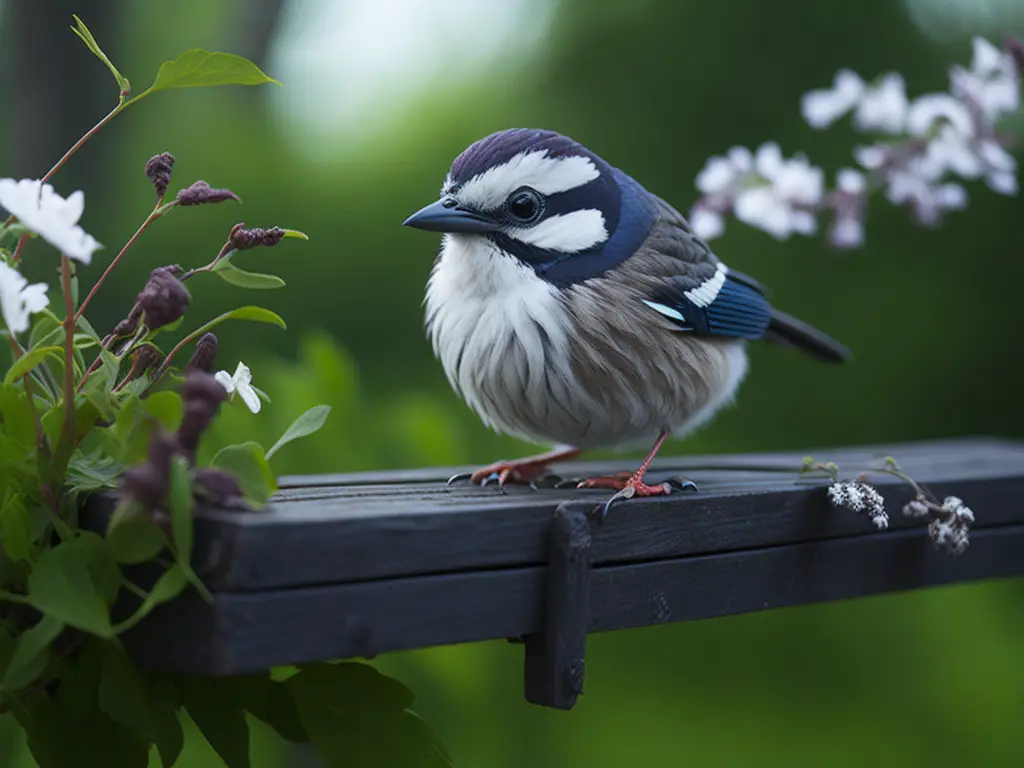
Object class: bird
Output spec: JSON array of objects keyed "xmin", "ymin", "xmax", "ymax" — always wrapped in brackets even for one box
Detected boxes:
[{"xmin": 403, "ymin": 128, "xmax": 850, "ymax": 516}]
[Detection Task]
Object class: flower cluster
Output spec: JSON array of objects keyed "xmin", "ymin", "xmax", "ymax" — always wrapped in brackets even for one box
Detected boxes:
[
  {"xmin": 903, "ymin": 494, "xmax": 975, "ymax": 555},
  {"xmin": 689, "ymin": 36, "xmax": 1022, "ymax": 247},
  {"xmin": 827, "ymin": 481, "xmax": 889, "ymax": 529},
  {"xmin": 0, "ymin": 178, "xmax": 102, "ymax": 263}
]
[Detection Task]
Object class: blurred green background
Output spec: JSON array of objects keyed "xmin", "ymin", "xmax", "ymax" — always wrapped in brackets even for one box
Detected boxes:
[{"xmin": 2, "ymin": 0, "xmax": 1024, "ymax": 765}]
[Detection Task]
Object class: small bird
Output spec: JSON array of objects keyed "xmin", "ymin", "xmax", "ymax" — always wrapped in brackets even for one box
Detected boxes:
[{"xmin": 403, "ymin": 128, "xmax": 850, "ymax": 515}]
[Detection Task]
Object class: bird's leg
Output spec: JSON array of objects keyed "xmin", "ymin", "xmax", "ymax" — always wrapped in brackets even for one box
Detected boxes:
[
  {"xmin": 575, "ymin": 431, "xmax": 698, "ymax": 519},
  {"xmin": 447, "ymin": 445, "xmax": 583, "ymax": 488}
]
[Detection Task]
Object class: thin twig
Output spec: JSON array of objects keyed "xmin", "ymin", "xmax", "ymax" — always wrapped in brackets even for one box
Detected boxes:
[
  {"xmin": 76, "ymin": 203, "xmax": 166, "ymax": 321},
  {"xmin": 60, "ymin": 256, "xmax": 76, "ymax": 442}
]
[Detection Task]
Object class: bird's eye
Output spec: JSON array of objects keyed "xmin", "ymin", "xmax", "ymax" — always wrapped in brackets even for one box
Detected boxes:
[{"xmin": 506, "ymin": 187, "xmax": 544, "ymax": 225}]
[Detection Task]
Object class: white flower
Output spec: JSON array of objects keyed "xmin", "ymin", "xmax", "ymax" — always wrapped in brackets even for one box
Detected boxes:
[
  {"xmin": 695, "ymin": 146, "xmax": 754, "ymax": 196},
  {"xmin": 827, "ymin": 481, "xmax": 888, "ymax": 529},
  {"xmin": 950, "ymin": 37, "xmax": 1020, "ymax": 121},
  {"xmin": 732, "ymin": 143, "xmax": 823, "ymax": 239},
  {"xmin": 0, "ymin": 178, "xmax": 101, "ymax": 264},
  {"xmin": 215, "ymin": 361, "xmax": 261, "ymax": 414},
  {"xmin": 853, "ymin": 144, "xmax": 889, "ymax": 170},
  {"xmin": 885, "ymin": 171, "xmax": 966, "ymax": 226},
  {"xmin": 906, "ymin": 93, "xmax": 974, "ymax": 137},
  {"xmin": 802, "ymin": 69, "xmax": 864, "ymax": 128},
  {"xmin": 853, "ymin": 73, "xmax": 909, "ymax": 133},
  {"xmin": 689, "ymin": 206, "xmax": 725, "ymax": 240},
  {"xmin": 0, "ymin": 261, "xmax": 48, "ymax": 335},
  {"xmin": 828, "ymin": 169, "xmax": 868, "ymax": 248}
]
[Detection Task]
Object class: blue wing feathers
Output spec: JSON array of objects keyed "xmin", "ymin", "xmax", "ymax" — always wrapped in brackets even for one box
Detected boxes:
[{"xmin": 647, "ymin": 270, "xmax": 772, "ymax": 341}]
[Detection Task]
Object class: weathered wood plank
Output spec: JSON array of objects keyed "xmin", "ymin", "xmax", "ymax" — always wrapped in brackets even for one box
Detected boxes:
[
  {"xmin": 83, "ymin": 438, "xmax": 1024, "ymax": 593},
  {"xmin": 119, "ymin": 522, "xmax": 1024, "ymax": 676}
]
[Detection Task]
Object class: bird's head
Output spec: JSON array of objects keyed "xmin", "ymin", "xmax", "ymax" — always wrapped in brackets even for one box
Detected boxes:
[{"xmin": 403, "ymin": 128, "xmax": 656, "ymax": 286}]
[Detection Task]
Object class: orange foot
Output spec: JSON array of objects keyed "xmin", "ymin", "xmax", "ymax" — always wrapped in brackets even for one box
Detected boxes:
[
  {"xmin": 576, "ymin": 473, "xmax": 699, "ymax": 520},
  {"xmin": 447, "ymin": 447, "xmax": 582, "ymax": 489}
]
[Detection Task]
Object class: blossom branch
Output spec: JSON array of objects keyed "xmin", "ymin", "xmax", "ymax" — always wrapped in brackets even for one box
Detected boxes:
[
  {"xmin": 60, "ymin": 256, "xmax": 77, "ymax": 446},
  {"xmin": 689, "ymin": 36, "xmax": 1022, "ymax": 248}
]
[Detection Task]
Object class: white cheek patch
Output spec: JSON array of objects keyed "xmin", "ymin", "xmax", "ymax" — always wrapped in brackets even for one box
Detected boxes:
[
  {"xmin": 506, "ymin": 209, "xmax": 608, "ymax": 253},
  {"xmin": 457, "ymin": 151, "xmax": 600, "ymax": 211}
]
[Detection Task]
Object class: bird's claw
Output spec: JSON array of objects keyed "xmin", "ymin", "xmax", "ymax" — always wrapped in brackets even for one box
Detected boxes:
[
  {"xmin": 666, "ymin": 476, "xmax": 699, "ymax": 492},
  {"xmin": 446, "ymin": 471, "xmax": 473, "ymax": 486}
]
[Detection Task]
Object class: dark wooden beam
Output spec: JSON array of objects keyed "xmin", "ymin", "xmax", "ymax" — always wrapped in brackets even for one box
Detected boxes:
[{"xmin": 83, "ymin": 437, "xmax": 1024, "ymax": 709}]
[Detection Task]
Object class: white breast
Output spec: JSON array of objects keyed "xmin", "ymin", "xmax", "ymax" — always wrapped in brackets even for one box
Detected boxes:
[{"xmin": 424, "ymin": 234, "xmax": 591, "ymax": 446}]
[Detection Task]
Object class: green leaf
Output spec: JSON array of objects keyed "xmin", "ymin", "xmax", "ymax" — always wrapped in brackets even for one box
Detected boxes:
[
  {"xmin": 1, "ymin": 615, "xmax": 64, "ymax": 692},
  {"xmin": 0, "ymin": 223, "xmax": 38, "ymax": 250},
  {"xmin": 143, "ymin": 390, "xmax": 184, "ymax": 431},
  {"xmin": 168, "ymin": 457, "xmax": 212, "ymax": 602},
  {"xmin": 281, "ymin": 229, "xmax": 309, "ymax": 241},
  {"xmin": 66, "ymin": 449, "xmax": 122, "ymax": 493},
  {"xmin": 187, "ymin": 306, "xmax": 287, "ymax": 341},
  {"xmin": 213, "ymin": 261, "xmax": 286, "ymax": 290},
  {"xmin": 27, "ymin": 532, "xmax": 117, "ymax": 637},
  {"xmin": 0, "ymin": 493, "xmax": 33, "ymax": 563},
  {"xmin": 97, "ymin": 643, "xmax": 185, "ymax": 768},
  {"xmin": 0, "ymin": 384, "xmax": 38, "ymax": 448},
  {"xmin": 265, "ymin": 405, "xmax": 331, "ymax": 461},
  {"xmin": 181, "ymin": 677, "xmax": 252, "ymax": 768},
  {"xmin": 4, "ymin": 346, "xmax": 63, "ymax": 385},
  {"xmin": 115, "ymin": 564, "xmax": 189, "ymax": 634},
  {"xmin": 287, "ymin": 662, "xmax": 453, "ymax": 768},
  {"xmin": 237, "ymin": 677, "xmax": 308, "ymax": 743},
  {"xmin": 106, "ymin": 502, "xmax": 166, "ymax": 564},
  {"xmin": 210, "ymin": 442, "xmax": 277, "ymax": 506},
  {"xmin": 132, "ymin": 49, "xmax": 280, "ymax": 104},
  {"xmin": 71, "ymin": 14, "xmax": 129, "ymax": 91}
]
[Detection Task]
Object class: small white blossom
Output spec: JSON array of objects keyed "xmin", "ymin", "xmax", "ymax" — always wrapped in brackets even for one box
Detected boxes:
[
  {"xmin": 928, "ymin": 518, "xmax": 970, "ymax": 555},
  {"xmin": 732, "ymin": 143, "xmax": 823, "ymax": 239},
  {"xmin": 215, "ymin": 361, "xmax": 261, "ymax": 414},
  {"xmin": 827, "ymin": 481, "xmax": 889, "ymax": 529},
  {"xmin": 689, "ymin": 206, "xmax": 725, "ymax": 240},
  {"xmin": 853, "ymin": 144, "xmax": 890, "ymax": 171},
  {"xmin": 0, "ymin": 178, "xmax": 101, "ymax": 264},
  {"xmin": 802, "ymin": 69, "xmax": 865, "ymax": 129},
  {"xmin": 853, "ymin": 73, "xmax": 909, "ymax": 133},
  {"xmin": 885, "ymin": 170, "xmax": 967, "ymax": 226},
  {"xmin": 695, "ymin": 147, "xmax": 753, "ymax": 195},
  {"xmin": 902, "ymin": 498, "xmax": 931, "ymax": 518},
  {"xmin": 941, "ymin": 496, "xmax": 975, "ymax": 524},
  {"xmin": 906, "ymin": 93, "xmax": 974, "ymax": 137},
  {"xmin": 949, "ymin": 37, "xmax": 1020, "ymax": 121},
  {"xmin": 828, "ymin": 169, "xmax": 868, "ymax": 248},
  {"xmin": 0, "ymin": 262, "xmax": 49, "ymax": 335}
]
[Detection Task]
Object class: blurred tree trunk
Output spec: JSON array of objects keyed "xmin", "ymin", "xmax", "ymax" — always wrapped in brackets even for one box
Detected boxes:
[
  {"xmin": 2, "ymin": 0, "xmax": 123, "ymax": 187},
  {"xmin": 236, "ymin": 0, "xmax": 287, "ymax": 73}
]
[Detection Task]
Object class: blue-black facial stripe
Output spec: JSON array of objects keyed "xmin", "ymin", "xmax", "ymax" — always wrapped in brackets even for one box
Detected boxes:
[{"xmin": 490, "ymin": 169, "xmax": 656, "ymax": 288}]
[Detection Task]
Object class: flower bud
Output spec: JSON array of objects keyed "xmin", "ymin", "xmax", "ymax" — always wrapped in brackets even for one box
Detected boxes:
[
  {"xmin": 229, "ymin": 222, "xmax": 286, "ymax": 250},
  {"xmin": 131, "ymin": 344, "xmax": 164, "ymax": 378},
  {"xmin": 176, "ymin": 370, "xmax": 229, "ymax": 461},
  {"xmin": 145, "ymin": 152, "xmax": 175, "ymax": 199},
  {"xmin": 193, "ymin": 467, "xmax": 244, "ymax": 506},
  {"xmin": 136, "ymin": 265, "xmax": 191, "ymax": 329},
  {"xmin": 176, "ymin": 180, "xmax": 241, "ymax": 206},
  {"xmin": 120, "ymin": 429, "xmax": 179, "ymax": 510},
  {"xmin": 185, "ymin": 332, "xmax": 219, "ymax": 374}
]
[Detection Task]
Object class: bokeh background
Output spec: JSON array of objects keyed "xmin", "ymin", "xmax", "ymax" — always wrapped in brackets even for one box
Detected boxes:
[{"xmin": 3, "ymin": 0, "xmax": 1024, "ymax": 765}]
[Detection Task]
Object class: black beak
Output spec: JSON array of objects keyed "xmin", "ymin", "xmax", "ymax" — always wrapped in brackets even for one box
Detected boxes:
[{"xmin": 402, "ymin": 197, "xmax": 500, "ymax": 234}]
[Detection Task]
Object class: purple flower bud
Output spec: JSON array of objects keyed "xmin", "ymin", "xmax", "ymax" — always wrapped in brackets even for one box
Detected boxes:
[
  {"xmin": 145, "ymin": 152, "xmax": 176, "ymax": 199},
  {"xmin": 136, "ymin": 266, "xmax": 191, "ymax": 329},
  {"xmin": 108, "ymin": 304, "xmax": 144, "ymax": 344},
  {"xmin": 185, "ymin": 332, "xmax": 219, "ymax": 374},
  {"xmin": 229, "ymin": 222, "xmax": 286, "ymax": 250},
  {"xmin": 176, "ymin": 180, "xmax": 241, "ymax": 207},
  {"xmin": 176, "ymin": 370, "xmax": 229, "ymax": 461},
  {"xmin": 193, "ymin": 467, "xmax": 245, "ymax": 507},
  {"xmin": 131, "ymin": 344, "xmax": 164, "ymax": 378},
  {"xmin": 119, "ymin": 429, "xmax": 179, "ymax": 510}
]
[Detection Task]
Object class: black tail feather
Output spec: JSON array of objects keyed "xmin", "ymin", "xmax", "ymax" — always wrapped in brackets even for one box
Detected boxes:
[{"xmin": 764, "ymin": 309, "xmax": 852, "ymax": 364}]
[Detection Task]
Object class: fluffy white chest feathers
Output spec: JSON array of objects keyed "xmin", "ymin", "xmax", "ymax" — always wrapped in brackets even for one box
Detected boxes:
[{"xmin": 424, "ymin": 234, "xmax": 581, "ymax": 444}]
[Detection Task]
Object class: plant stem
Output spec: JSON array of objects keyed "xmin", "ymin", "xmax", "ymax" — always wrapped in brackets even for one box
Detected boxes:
[
  {"xmin": 76, "ymin": 203, "xmax": 165, "ymax": 321},
  {"xmin": 43, "ymin": 101, "xmax": 124, "ymax": 184},
  {"xmin": 60, "ymin": 256, "xmax": 76, "ymax": 443},
  {"xmin": 10, "ymin": 234, "xmax": 29, "ymax": 264},
  {"xmin": 181, "ymin": 239, "xmax": 233, "ymax": 281}
]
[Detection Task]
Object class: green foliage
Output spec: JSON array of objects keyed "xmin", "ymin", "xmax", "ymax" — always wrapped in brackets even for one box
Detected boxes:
[{"xmin": 0, "ymin": 14, "xmax": 449, "ymax": 768}]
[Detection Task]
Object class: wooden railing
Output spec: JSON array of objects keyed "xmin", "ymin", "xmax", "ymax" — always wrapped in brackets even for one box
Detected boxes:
[{"xmin": 85, "ymin": 437, "xmax": 1024, "ymax": 710}]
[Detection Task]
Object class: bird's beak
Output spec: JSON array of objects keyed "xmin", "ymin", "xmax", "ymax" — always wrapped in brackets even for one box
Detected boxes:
[{"xmin": 402, "ymin": 197, "xmax": 500, "ymax": 234}]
